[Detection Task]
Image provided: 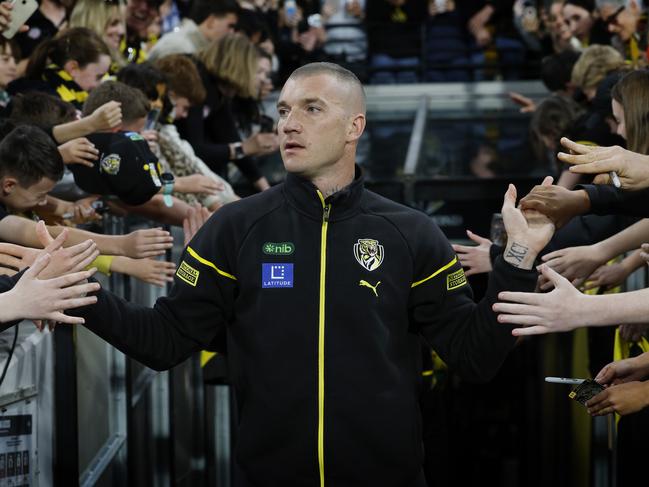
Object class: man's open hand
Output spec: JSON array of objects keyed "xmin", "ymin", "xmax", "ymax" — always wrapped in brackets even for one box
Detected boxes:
[{"xmin": 502, "ymin": 177, "xmax": 555, "ymax": 269}]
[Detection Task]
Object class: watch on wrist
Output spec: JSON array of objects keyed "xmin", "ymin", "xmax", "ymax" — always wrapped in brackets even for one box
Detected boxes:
[
  {"xmin": 231, "ymin": 141, "xmax": 245, "ymax": 160},
  {"xmin": 161, "ymin": 172, "xmax": 175, "ymax": 207}
]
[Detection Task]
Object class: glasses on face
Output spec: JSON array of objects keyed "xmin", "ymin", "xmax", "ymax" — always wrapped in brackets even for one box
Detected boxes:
[{"xmin": 603, "ymin": 5, "xmax": 625, "ymax": 26}]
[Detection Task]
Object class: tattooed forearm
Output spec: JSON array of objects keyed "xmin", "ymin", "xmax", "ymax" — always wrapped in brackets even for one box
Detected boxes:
[
  {"xmin": 505, "ymin": 242, "xmax": 529, "ymax": 264},
  {"xmin": 503, "ymin": 241, "xmax": 536, "ymax": 269}
]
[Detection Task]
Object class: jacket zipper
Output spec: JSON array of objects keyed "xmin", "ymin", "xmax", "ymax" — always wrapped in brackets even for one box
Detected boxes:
[{"xmin": 317, "ymin": 191, "xmax": 330, "ymax": 487}]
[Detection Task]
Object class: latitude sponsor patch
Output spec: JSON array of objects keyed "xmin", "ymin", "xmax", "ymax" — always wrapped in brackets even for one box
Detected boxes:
[
  {"xmin": 446, "ymin": 268, "xmax": 467, "ymax": 291},
  {"xmin": 262, "ymin": 263, "xmax": 294, "ymax": 288},
  {"xmin": 177, "ymin": 260, "xmax": 200, "ymax": 286}
]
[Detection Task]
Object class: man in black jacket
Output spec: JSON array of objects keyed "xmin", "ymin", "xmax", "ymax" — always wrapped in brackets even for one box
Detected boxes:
[{"xmin": 73, "ymin": 62, "xmax": 554, "ymax": 487}]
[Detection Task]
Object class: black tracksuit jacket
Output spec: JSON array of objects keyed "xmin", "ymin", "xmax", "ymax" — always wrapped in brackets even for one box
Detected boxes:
[{"xmin": 76, "ymin": 168, "xmax": 537, "ymax": 486}]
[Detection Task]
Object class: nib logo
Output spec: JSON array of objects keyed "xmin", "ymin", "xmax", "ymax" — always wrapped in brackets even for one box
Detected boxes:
[{"xmin": 262, "ymin": 242, "xmax": 295, "ymax": 255}]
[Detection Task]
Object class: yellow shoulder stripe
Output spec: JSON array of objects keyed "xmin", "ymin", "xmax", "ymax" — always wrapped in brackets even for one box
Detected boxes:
[
  {"xmin": 411, "ymin": 256, "xmax": 458, "ymax": 288},
  {"xmin": 187, "ymin": 246, "xmax": 237, "ymax": 281},
  {"xmin": 200, "ymin": 351, "xmax": 217, "ymax": 367}
]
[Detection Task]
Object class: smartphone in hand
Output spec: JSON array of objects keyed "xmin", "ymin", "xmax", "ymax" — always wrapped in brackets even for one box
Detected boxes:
[{"xmin": 2, "ymin": 0, "xmax": 37, "ymax": 39}]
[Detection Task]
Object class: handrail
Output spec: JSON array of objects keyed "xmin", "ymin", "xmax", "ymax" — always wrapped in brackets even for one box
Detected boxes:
[{"xmin": 403, "ymin": 95, "xmax": 429, "ymax": 205}]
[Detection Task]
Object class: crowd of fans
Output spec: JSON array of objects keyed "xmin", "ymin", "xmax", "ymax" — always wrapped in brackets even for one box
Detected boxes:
[{"xmin": 1, "ymin": 0, "xmax": 649, "ymax": 485}]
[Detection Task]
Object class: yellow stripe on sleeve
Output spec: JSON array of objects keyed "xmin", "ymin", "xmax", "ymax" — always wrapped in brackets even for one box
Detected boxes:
[
  {"xmin": 186, "ymin": 246, "xmax": 237, "ymax": 281},
  {"xmin": 411, "ymin": 256, "xmax": 458, "ymax": 288}
]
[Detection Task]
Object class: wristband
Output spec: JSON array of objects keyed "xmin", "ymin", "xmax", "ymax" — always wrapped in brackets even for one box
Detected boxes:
[{"xmin": 161, "ymin": 172, "xmax": 175, "ymax": 207}]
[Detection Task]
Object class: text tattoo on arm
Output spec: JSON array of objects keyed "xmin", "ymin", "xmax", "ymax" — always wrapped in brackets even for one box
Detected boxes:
[{"xmin": 505, "ymin": 242, "xmax": 529, "ymax": 266}]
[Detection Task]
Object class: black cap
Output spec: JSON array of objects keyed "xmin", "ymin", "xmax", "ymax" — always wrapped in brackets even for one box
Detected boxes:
[{"xmin": 69, "ymin": 131, "xmax": 162, "ymax": 206}]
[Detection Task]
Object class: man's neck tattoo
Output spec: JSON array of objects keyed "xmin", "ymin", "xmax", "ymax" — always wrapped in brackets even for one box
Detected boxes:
[{"xmin": 322, "ymin": 183, "xmax": 351, "ymax": 199}]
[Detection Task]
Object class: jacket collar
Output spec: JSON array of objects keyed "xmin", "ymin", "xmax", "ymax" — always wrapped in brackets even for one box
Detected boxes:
[{"xmin": 283, "ymin": 165, "xmax": 365, "ymax": 221}]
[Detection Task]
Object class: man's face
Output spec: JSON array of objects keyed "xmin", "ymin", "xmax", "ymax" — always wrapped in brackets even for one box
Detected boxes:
[
  {"xmin": 562, "ymin": 4, "xmax": 593, "ymax": 39},
  {"xmin": 2, "ymin": 177, "xmax": 56, "ymax": 210},
  {"xmin": 204, "ymin": 13, "xmax": 237, "ymax": 41},
  {"xmin": 276, "ymin": 74, "xmax": 356, "ymax": 179},
  {"xmin": 126, "ymin": 0, "xmax": 158, "ymax": 38},
  {"xmin": 600, "ymin": 3, "xmax": 638, "ymax": 41},
  {"xmin": 69, "ymin": 55, "xmax": 112, "ymax": 92}
]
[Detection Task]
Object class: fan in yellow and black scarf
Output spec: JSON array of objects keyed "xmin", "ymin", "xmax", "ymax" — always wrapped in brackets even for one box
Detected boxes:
[{"xmin": 6, "ymin": 27, "xmax": 111, "ymax": 111}]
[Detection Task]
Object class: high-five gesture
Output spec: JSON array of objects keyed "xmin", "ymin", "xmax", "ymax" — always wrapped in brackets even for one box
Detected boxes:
[
  {"xmin": 494, "ymin": 264, "xmax": 588, "ymax": 335},
  {"xmin": 0, "ymin": 253, "xmax": 100, "ymax": 324},
  {"xmin": 519, "ymin": 184, "xmax": 590, "ymax": 229},
  {"xmin": 501, "ymin": 177, "xmax": 555, "ymax": 270}
]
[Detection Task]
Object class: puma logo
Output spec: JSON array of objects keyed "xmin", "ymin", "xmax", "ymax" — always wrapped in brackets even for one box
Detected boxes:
[{"xmin": 359, "ymin": 280, "xmax": 381, "ymax": 297}]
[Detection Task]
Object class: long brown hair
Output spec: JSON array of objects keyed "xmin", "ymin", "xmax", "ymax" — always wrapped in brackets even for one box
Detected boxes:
[
  {"xmin": 611, "ymin": 70, "xmax": 649, "ymax": 154},
  {"xmin": 25, "ymin": 27, "xmax": 110, "ymax": 80},
  {"xmin": 196, "ymin": 33, "xmax": 259, "ymax": 98}
]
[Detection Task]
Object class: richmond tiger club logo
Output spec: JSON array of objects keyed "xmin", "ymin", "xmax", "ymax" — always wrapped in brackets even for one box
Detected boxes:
[{"xmin": 353, "ymin": 238, "xmax": 384, "ymax": 271}]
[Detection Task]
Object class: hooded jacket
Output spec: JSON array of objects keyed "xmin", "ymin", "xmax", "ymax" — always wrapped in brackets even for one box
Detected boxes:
[{"xmin": 76, "ymin": 167, "xmax": 537, "ymax": 487}]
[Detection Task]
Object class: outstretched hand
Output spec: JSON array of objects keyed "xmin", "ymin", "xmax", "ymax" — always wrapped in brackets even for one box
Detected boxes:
[
  {"xmin": 3, "ymin": 253, "xmax": 100, "ymax": 325},
  {"xmin": 508, "ymin": 92, "xmax": 536, "ymax": 113},
  {"xmin": 493, "ymin": 264, "xmax": 588, "ymax": 335},
  {"xmin": 125, "ymin": 228, "xmax": 174, "ymax": 258},
  {"xmin": 452, "ymin": 230, "xmax": 493, "ymax": 276},
  {"xmin": 35, "ymin": 222, "xmax": 100, "ymax": 280},
  {"xmin": 558, "ymin": 137, "xmax": 649, "ymax": 190},
  {"xmin": 183, "ymin": 204, "xmax": 212, "ymax": 247},
  {"xmin": 502, "ymin": 177, "xmax": 555, "ymax": 270},
  {"xmin": 519, "ymin": 184, "xmax": 590, "ymax": 229},
  {"xmin": 539, "ymin": 244, "xmax": 605, "ymax": 290}
]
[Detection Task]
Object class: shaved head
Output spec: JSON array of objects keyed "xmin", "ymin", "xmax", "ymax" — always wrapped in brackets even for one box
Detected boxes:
[{"xmin": 287, "ymin": 62, "xmax": 366, "ymax": 116}]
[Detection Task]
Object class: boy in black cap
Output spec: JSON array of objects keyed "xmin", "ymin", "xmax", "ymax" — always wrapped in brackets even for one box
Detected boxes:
[
  {"xmin": 77, "ymin": 81, "xmax": 215, "ymax": 225},
  {"xmin": 0, "ymin": 124, "xmax": 173, "ymax": 259}
]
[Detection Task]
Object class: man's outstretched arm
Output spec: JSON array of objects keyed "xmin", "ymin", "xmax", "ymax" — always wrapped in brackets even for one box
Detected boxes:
[
  {"xmin": 412, "ymin": 182, "xmax": 554, "ymax": 382},
  {"xmin": 72, "ymin": 215, "xmax": 236, "ymax": 370}
]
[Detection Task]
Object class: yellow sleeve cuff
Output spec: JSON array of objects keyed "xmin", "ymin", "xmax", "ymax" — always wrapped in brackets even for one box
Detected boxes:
[{"xmin": 87, "ymin": 255, "xmax": 115, "ymax": 275}]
